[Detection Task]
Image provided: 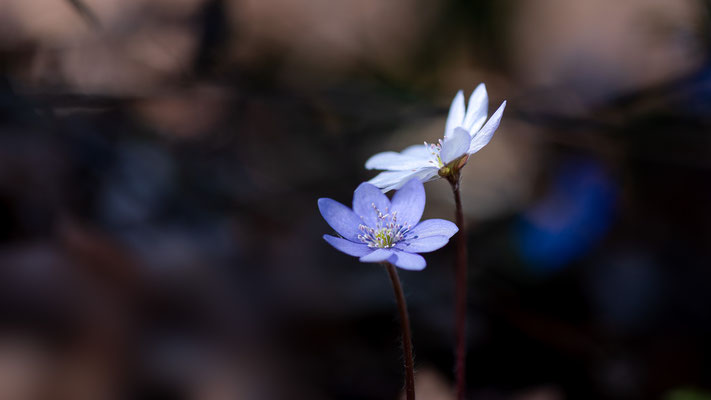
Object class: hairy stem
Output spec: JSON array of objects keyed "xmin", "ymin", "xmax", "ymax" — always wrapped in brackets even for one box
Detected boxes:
[
  {"xmin": 449, "ymin": 174, "xmax": 468, "ymax": 400},
  {"xmin": 385, "ymin": 262, "xmax": 416, "ymax": 400}
]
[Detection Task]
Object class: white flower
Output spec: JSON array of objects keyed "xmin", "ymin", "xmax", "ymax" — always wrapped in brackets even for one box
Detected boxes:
[{"xmin": 365, "ymin": 84, "xmax": 506, "ymax": 192}]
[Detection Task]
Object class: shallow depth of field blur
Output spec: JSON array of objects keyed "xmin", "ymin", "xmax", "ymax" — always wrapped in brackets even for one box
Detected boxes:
[{"xmin": 1, "ymin": 0, "xmax": 711, "ymax": 399}]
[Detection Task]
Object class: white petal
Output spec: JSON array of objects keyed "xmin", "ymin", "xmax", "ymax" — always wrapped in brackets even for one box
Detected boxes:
[
  {"xmin": 370, "ymin": 167, "xmax": 439, "ymax": 193},
  {"xmin": 444, "ymin": 90, "xmax": 465, "ymax": 139},
  {"xmin": 440, "ymin": 128, "xmax": 471, "ymax": 164},
  {"xmin": 365, "ymin": 151, "xmax": 429, "ymax": 171},
  {"xmin": 401, "ymin": 144, "xmax": 431, "ymax": 158},
  {"xmin": 468, "ymin": 100, "xmax": 506, "ymax": 155},
  {"xmin": 463, "ymin": 83, "xmax": 488, "ymax": 133},
  {"xmin": 368, "ymin": 170, "xmax": 414, "ymax": 190},
  {"xmin": 379, "ymin": 168, "xmax": 440, "ymax": 192}
]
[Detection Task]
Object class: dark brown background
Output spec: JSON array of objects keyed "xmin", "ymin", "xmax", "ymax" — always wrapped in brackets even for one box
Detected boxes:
[{"xmin": 1, "ymin": 0, "xmax": 710, "ymax": 399}]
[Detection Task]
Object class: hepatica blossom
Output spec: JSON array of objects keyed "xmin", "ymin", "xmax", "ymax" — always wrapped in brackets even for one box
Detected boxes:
[
  {"xmin": 366, "ymin": 83, "xmax": 507, "ymax": 191},
  {"xmin": 318, "ymin": 179, "xmax": 458, "ymax": 270}
]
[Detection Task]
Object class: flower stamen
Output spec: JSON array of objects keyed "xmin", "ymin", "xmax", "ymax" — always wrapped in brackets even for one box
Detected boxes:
[
  {"xmin": 357, "ymin": 203, "xmax": 411, "ymax": 248},
  {"xmin": 424, "ymin": 141, "xmax": 444, "ymax": 168}
]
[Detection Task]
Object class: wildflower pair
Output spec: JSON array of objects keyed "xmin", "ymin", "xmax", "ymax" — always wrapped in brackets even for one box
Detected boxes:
[
  {"xmin": 318, "ymin": 84, "xmax": 506, "ymax": 400},
  {"xmin": 321, "ymin": 84, "xmax": 506, "ymax": 267}
]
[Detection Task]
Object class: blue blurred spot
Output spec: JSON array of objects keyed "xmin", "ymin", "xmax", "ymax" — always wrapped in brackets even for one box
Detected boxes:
[{"xmin": 516, "ymin": 158, "xmax": 617, "ymax": 272}]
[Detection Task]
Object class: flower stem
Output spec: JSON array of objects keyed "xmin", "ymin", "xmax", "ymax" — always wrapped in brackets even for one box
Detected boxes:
[
  {"xmin": 384, "ymin": 262, "xmax": 416, "ymax": 400},
  {"xmin": 448, "ymin": 173, "xmax": 468, "ymax": 400}
]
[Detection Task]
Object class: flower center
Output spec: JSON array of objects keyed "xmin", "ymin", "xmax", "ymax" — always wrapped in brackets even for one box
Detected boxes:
[
  {"xmin": 357, "ymin": 203, "xmax": 411, "ymax": 249},
  {"xmin": 424, "ymin": 140, "xmax": 445, "ymax": 168}
]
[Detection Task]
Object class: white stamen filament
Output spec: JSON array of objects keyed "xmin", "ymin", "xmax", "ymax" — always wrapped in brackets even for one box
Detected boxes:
[
  {"xmin": 357, "ymin": 203, "xmax": 411, "ymax": 249},
  {"xmin": 423, "ymin": 141, "xmax": 444, "ymax": 168}
]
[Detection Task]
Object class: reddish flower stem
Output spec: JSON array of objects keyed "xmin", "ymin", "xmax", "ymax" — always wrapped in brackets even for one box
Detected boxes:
[
  {"xmin": 448, "ymin": 173, "xmax": 468, "ymax": 400},
  {"xmin": 384, "ymin": 262, "xmax": 416, "ymax": 400}
]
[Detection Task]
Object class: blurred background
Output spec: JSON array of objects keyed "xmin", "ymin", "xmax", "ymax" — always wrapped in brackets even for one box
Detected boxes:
[{"xmin": 1, "ymin": 0, "xmax": 711, "ymax": 398}]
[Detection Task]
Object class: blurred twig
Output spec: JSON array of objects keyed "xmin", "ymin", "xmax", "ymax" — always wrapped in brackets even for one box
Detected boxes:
[{"xmin": 66, "ymin": 0, "xmax": 101, "ymax": 29}]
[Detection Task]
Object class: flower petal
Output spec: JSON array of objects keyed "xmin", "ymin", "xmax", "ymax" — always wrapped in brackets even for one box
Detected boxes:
[
  {"xmin": 365, "ymin": 151, "xmax": 430, "ymax": 171},
  {"xmin": 391, "ymin": 168, "xmax": 441, "ymax": 190},
  {"xmin": 409, "ymin": 219, "xmax": 459, "ymax": 239},
  {"xmin": 401, "ymin": 144, "xmax": 430, "ymax": 158},
  {"xmin": 388, "ymin": 250, "xmax": 426, "ymax": 271},
  {"xmin": 463, "ymin": 83, "xmax": 488, "ymax": 133},
  {"xmin": 380, "ymin": 168, "xmax": 440, "ymax": 193},
  {"xmin": 440, "ymin": 127, "xmax": 471, "ymax": 164},
  {"xmin": 368, "ymin": 168, "xmax": 439, "ymax": 192},
  {"xmin": 390, "ymin": 178, "xmax": 425, "ymax": 227},
  {"xmin": 444, "ymin": 90, "xmax": 465, "ymax": 138},
  {"xmin": 353, "ymin": 182, "xmax": 391, "ymax": 227},
  {"xmin": 368, "ymin": 170, "xmax": 412, "ymax": 189},
  {"xmin": 318, "ymin": 198, "xmax": 362, "ymax": 241},
  {"xmin": 396, "ymin": 235, "xmax": 450, "ymax": 253},
  {"xmin": 360, "ymin": 248, "xmax": 393, "ymax": 263},
  {"xmin": 323, "ymin": 235, "xmax": 372, "ymax": 257},
  {"xmin": 468, "ymin": 100, "xmax": 506, "ymax": 155}
]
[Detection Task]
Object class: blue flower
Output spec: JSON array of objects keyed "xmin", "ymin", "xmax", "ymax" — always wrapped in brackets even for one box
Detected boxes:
[
  {"xmin": 365, "ymin": 84, "xmax": 506, "ymax": 191},
  {"xmin": 318, "ymin": 178, "xmax": 458, "ymax": 270}
]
